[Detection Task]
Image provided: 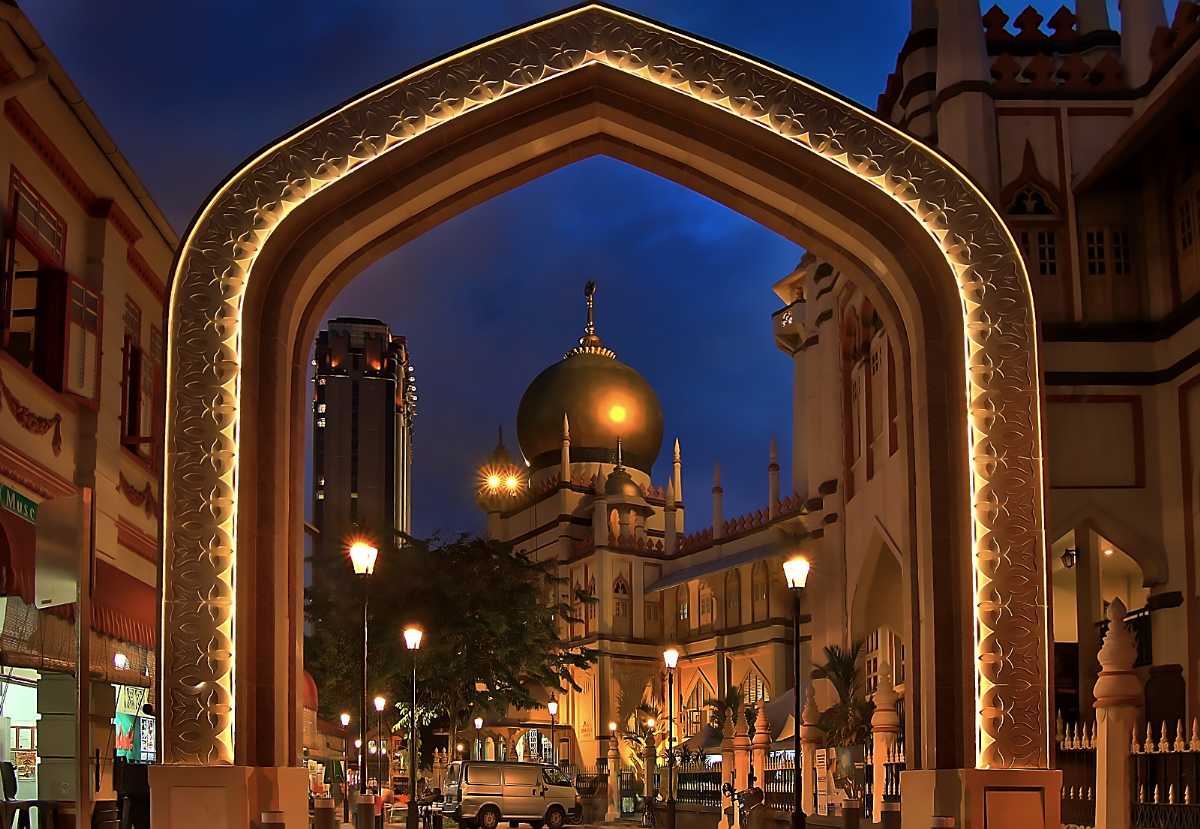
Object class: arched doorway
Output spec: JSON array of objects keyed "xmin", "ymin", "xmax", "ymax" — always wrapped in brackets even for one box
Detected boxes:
[{"xmin": 157, "ymin": 4, "xmax": 1052, "ymax": 822}]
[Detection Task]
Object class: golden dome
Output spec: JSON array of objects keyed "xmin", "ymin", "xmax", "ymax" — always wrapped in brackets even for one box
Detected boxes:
[{"xmin": 516, "ymin": 283, "xmax": 663, "ymax": 473}]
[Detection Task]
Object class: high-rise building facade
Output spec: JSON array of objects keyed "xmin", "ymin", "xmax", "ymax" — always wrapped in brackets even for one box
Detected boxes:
[{"xmin": 312, "ymin": 317, "xmax": 415, "ymax": 559}]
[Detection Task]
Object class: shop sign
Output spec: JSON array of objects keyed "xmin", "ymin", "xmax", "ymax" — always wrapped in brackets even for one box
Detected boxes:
[
  {"xmin": 0, "ymin": 484, "xmax": 37, "ymax": 524},
  {"xmin": 115, "ymin": 683, "xmax": 149, "ymax": 716}
]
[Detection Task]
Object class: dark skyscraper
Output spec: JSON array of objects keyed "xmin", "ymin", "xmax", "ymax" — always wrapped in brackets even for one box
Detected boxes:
[{"xmin": 312, "ymin": 317, "xmax": 415, "ymax": 560}]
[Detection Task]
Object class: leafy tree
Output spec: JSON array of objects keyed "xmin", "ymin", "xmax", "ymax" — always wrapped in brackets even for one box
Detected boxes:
[
  {"xmin": 306, "ymin": 534, "xmax": 595, "ymax": 761},
  {"xmin": 620, "ymin": 701, "xmax": 665, "ymax": 777}
]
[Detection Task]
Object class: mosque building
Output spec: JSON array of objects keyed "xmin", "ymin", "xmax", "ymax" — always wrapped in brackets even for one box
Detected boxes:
[{"xmin": 473, "ymin": 281, "xmax": 869, "ymax": 768}]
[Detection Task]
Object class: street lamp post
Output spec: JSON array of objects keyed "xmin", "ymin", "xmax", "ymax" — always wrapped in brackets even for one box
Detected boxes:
[
  {"xmin": 474, "ymin": 716, "xmax": 484, "ymax": 760},
  {"xmin": 782, "ymin": 555, "xmax": 811, "ymax": 829},
  {"xmin": 375, "ymin": 695, "xmax": 387, "ymax": 792},
  {"xmin": 547, "ymin": 699, "xmax": 558, "ymax": 768},
  {"xmin": 404, "ymin": 626, "xmax": 424, "ymax": 829},
  {"xmin": 349, "ymin": 539, "xmax": 379, "ymax": 826},
  {"xmin": 340, "ymin": 712, "xmax": 352, "ymax": 823},
  {"xmin": 663, "ymin": 649, "xmax": 679, "ymax": 829}
]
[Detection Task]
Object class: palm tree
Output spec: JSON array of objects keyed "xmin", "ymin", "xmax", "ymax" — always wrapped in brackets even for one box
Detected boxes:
[
  {"xmin": 812, "ymin": 640, "xmax": 874, "ymax": 749},
  {"xmin": 620, "ymin": 702, "xmax": 665, "ymax": 778},
  {"xmin": 702, "ymin": 687, "xmax": 744, "ymax": 732}
]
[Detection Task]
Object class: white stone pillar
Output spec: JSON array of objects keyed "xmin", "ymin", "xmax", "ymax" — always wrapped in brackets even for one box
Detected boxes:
[
  {"xmin": 751, "ymin": 701, "xmax": 770, "ymax": 781},
  {"xmin": 870, "ymin": 663, "xmax": 901, "ymax": 823},
  {"xmin": 734, "ymin": 704, "xmax": 751, "ymax": 792},
  {"xmin": 800, "ymin": 686, "xmax": 822, "ymax": 816},
  {"xmin": 1093, "ymin": 598, "xmax": 1143, "ymax": 829},
  {"xmin": 606, "ymin": 735, "xmax": 622, "ymax": 821},
  {"xmin": 643, "ymin": 728, "xmax": 658, "ymax": 799}
]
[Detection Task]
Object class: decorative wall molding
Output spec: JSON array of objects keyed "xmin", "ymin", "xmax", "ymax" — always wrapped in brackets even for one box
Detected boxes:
[
  {"xmin": 0, "ymin": 368, "xmax": 62, "ymax": 456},
  {"xmin": 0, "ymin": 436, "xmax": 74, "ymax": 499},
  {"xmin": 116, "ymin": 516, "xmax": 159, "ymax": 563},
  {"xmin": 117, "ymin": 471, "xmax": 157, "ymax": 519},
  {"xmin": 163, "ymin": 4, "xmax": 1048, "ymax": 769}
]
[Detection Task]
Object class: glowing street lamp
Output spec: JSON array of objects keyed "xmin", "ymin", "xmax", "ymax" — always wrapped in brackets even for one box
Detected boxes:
[
  {"xmin": 375, "ymin": 695, "xmax": 388, "ymax": 790},
  {"xmin": 348, "ymin": 535, "xmax": 380, "ymax": 808},
  {"xmin": 783, "ymin": 555, "xmax": 810, "ymax": 829},
  {"xmin": 405, "ymin": 625, "xmax": 424, "ymax": 829},
  {"xmin": 474, "ymin": 716, "xmax": 484, "ymax": 759},
  {"xmin": 663, "ymin": 648, "xmax": 680, "ymax": 829},
  {"xmin": 547, "ymin": 698, "xmax": 559, "ymax": 767}
]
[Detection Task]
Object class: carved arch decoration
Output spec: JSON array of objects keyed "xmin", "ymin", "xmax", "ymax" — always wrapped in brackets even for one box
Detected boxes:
[{"xmin": 163, "ymin": 4, "xmax": 1048, "ymax": 770}]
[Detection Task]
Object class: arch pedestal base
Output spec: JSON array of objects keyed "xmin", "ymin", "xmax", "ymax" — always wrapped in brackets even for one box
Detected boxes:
[
  {"xmin": 148, "ymin": 765, "xmax": 308, "ymax": 829},
  {"xmin": 900, "ymin": 768, "xmax": 1062, "ymax": 829}
]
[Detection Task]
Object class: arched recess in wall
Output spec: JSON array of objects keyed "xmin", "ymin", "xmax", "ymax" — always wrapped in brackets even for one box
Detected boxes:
[
  {"xmin": 161, "ymin": 3, "xmax": 1049, "ymax": 774},
  {"xmin": 850, "ymin": 533, "xmax": 906, "ymax": 694},
  {"xmin": 1048, "ymin": 500, "xmax": 1168, "ymax": 586},
  {"xmin": 724, "ymin": 569, "xmax": 741, "ymax": 628}
]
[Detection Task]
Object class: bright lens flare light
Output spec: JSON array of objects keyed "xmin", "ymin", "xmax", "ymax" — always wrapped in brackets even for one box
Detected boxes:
[
  {"xmin": 480, "ymin": 466, "xmax": 524, "ymax": 496},
  {"xmin": 404, "ymin": 626, "xmax": 424, "ymax": 650},
  {"xmin": 608, "ymin": 404, "xmax": 627, "ymax": 423},
  {"xmin": 348, "ymin": 539, "xmax": 379, "ymax": 575},
  {"xmin": 783, "ymin": 555, "xmax": 811, "ymax": 590}
]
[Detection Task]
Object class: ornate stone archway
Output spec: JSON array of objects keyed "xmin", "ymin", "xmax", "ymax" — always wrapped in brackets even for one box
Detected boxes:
[{"xmin": 160, "ymin": 4, "xmax": 1052, "ymax": 822}]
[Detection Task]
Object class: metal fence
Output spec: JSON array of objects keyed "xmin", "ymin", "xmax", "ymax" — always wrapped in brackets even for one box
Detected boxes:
[
  {"xmin": 675, "ymin": 760, "xmax": 722, "ymax": 807},
  {"xmin": 618, "ymin": 770, "xmax": 639, "ymax": 817},
  {"xmin": 1132, "ymin": 720, "xmax": 1200, "ymax": 829},
  {"xmin": 1057, "ymin": 720, "xmax": 1097, "ymax": 828},
  {"xmin": 762, "ymin": 755, "xmax": 796, "ymax": 812}
]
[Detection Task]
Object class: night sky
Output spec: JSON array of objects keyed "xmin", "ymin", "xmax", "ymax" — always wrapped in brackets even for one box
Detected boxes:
[{"xmin": 25, "ymin": 0, "xmax": 1136, "ymax": 536}]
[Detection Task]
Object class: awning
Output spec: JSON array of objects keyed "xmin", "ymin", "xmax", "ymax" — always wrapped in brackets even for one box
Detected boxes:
[
  {"xmin": 0, "ymin": 507, "xmax": 36, "ymax": 605},
  {"xmin": 92, "ymin": 561, "xmax": 156, "ymax": 648},
  {"xmin": 646, "ymin": 541, "xmax": 783, "ymax": 594}
]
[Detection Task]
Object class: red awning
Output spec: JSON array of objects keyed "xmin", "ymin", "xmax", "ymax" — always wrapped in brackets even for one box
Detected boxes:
[
  {"xmin": 0, "ymin": 508, "xmax": 36, "ymax": 605},
  {"xmin": 91, "ymin": 560, "xmax": 156, "ymax": 648}
]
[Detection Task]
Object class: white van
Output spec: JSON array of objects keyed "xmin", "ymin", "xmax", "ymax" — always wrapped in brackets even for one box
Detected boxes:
[{"xmin": 442, "ymin": 761, "xmax": 580, "ymax": 829}]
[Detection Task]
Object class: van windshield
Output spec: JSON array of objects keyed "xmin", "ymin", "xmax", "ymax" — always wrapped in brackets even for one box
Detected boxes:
[{"xmin": 543, "ymin": 767, "xmax": 572, "ymax": 787}]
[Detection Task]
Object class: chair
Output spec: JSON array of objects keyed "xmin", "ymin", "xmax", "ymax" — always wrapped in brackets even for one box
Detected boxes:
[{"xmin": 0, "ymin": 762, "xmax": 35, "ymax": 829}]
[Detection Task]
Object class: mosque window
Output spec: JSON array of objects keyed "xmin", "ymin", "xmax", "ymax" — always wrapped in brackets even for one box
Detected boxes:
[
  {"xmin": 1016, "ymin": 229, "xmax": 1060, "ymax": 277},
  {"xmin": 698, "ymin": 584, "xmax": 715, "ymax": 631},
  {"xmin": 740, "ymin": 672, "xmax": 769, "ymax": 707},
  {"xmin": 644, "ymin": 564, "xmax": 663, "ymax": 638},
  {"xmin": 751, "ymin": 561, "xmax": 769, "ymax": 622},
  {"xmin": 613, "ymin": 573, "xmax": 631, "ymax": 637},
  {"xmin": 1085, "ymin": 229, "xmax": 1107, "ymax": 276},
  {"xmin": 724, "ymin": 569, "xmax": 741, "ymax": 628},
  {"xmin": 685, "ymin": 678, "xmax": 715, "ymax": 737},
  {"xmin": 676, "ymin": 585, "xmax": 690, "ymax": 631}
]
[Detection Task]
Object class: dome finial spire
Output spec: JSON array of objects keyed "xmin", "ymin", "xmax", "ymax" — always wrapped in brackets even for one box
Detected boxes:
[
  {"xmin": 569, "ymin": 280, "xmax": 614, "ymax": 357},
  {"xmin": 616, "ymin": 436, "xmax": 624, "ymax": 468},
  {"xmin": 584, "ymin": 280, "xmax": 597, "ymax": 338}
]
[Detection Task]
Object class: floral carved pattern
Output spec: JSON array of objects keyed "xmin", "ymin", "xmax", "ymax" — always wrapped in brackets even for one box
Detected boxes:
[
  {"xmin": 164, "ymin": 5, "xmax": 1047, "ymax": 768},
  {"xmin": 117, "ymin": 471, "xmax": 158, "ymax": 519},
  {"xmin": 0, "ymin": 369, "xmax": 62, "ymax": 456}
]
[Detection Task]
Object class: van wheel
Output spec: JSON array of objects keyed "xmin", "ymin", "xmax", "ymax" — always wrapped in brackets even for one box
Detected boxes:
[
  {"xmin": 545, "ymin": 806, "xmax": 566, "ymax": 829},
  {"xmin": 479, "ymin": 807, "xmax": 501, "ymax": 829}
]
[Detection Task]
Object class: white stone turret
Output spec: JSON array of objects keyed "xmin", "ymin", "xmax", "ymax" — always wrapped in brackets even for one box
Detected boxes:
[
  {"xmin": 935, "ymin": 0, "xmax": 1000, "ymax": 195},
  {"xmin": 1077, "ymin": 0, "xmax": 1112, "ymax": 33},
  {"xmin": 592, "ymin": 470, "xmax": 608, "ymax": 547},
  {"xmin": 1120, "ymin": 0, "xmax": 1168, "ymax": 87},
  {"xmin": 768, "ymin": 436, "xmax": 780, "ymax": 519},
  {"xmin": 561, "ymin": 413, "xmax": 571, "ymax": 482},
  {"xmin": 912, "ymin": 0, "xmax": 937, "ymax": 30},
  {"xmin": 665, "ymin": 479, "xmax": 678, "ymax": 555},
  {"xmin": 712, "ymin": 463, "xmax": 724, "ymax": 539}
]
